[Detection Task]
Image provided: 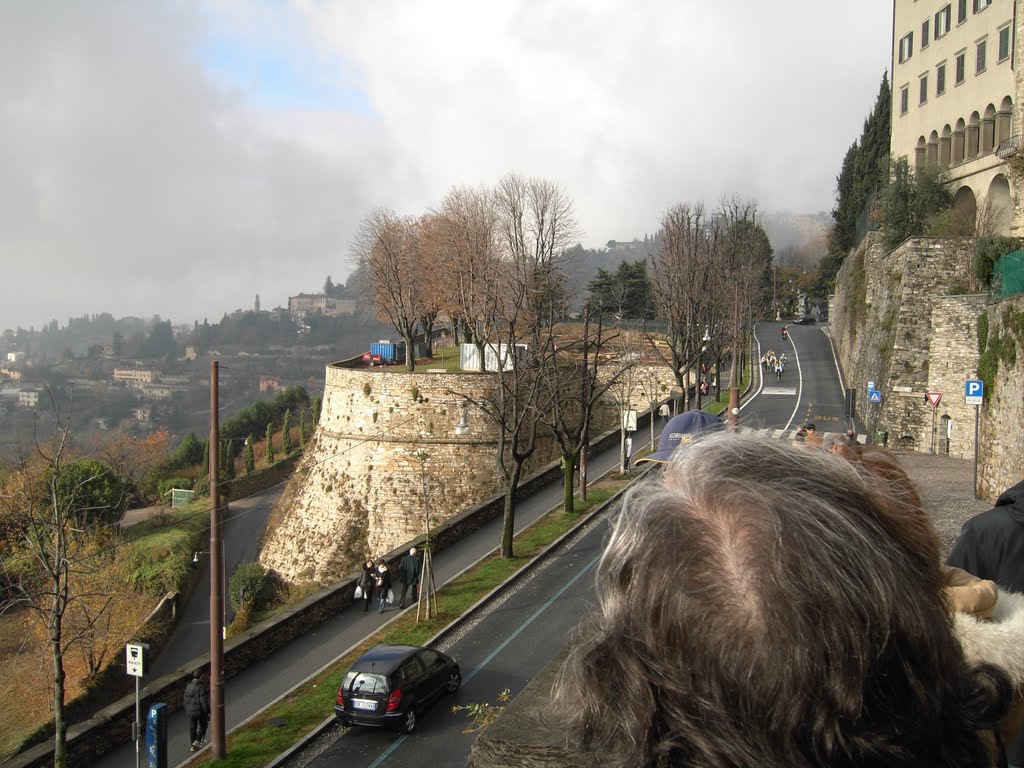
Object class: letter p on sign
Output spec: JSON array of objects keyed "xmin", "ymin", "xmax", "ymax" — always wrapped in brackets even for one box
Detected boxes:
[{"xmin": 965, "ymin": 380, "xmax": 984, "ymax": 405}]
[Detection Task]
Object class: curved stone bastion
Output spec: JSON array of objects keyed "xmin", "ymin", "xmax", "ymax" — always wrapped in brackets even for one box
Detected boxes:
[{"xmin": 259, "ymin": 362, "xmax": 508, "ymax": 584}]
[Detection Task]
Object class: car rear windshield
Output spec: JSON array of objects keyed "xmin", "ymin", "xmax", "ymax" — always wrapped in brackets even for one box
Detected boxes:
[{"xmin": 345, "ymin": 671, "xmax": 389, "ymax": 695}]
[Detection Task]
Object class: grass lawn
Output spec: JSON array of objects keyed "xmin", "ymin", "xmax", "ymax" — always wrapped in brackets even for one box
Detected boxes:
[{"xmin": 187, "ymin": 484, "xmax": 624, "ymax": 767}]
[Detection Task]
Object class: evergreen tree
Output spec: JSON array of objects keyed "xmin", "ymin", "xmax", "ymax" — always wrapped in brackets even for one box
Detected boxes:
[
  {"xmin": 311, "ymin": 394, "xmax": 323, "ymax": 426},
  {"xmin": 282, "ymin": 410, "xmax": 293, "ymax": 455},
  {"xmin": 265, "ymin": 423, "xmax": 275, "ymax": 465},
  {"xmin": 201, "ymin": 439, "xmax": 209, "ymax": 476},
  {"xmin": 819, "ymin": 72, "xmax": 891, "ymax": 293},
  {"xmin": 244, "ymin": 435, "xmax": 255, "ymax": 475},
  {"xmin": 299, "ymin": 410, "xmax": 307, "ymax": 448}
]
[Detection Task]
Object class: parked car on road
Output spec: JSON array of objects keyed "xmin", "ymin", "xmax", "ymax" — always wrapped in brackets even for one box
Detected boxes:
[
  {"xmin": 335, "ymin": 644, "xmax": 461, "ymax": 734},
  {"xmin": 795, "ymin": 315, "xmax": 816, "ymax": 325}
]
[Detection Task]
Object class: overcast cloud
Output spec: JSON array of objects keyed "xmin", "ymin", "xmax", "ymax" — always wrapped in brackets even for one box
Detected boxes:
[{"xmin": 0, "ymin": 1, "xmax": 891, "ymax": 332}]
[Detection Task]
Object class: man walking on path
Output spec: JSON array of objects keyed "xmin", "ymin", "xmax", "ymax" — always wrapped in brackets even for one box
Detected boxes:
[
  {"xmin": 398, "ymin": 547, "xmax": 421, "ymax": 609},
  {"xmin": 183, "ymin": 670, "xmax": 210, "ymax": 752}
]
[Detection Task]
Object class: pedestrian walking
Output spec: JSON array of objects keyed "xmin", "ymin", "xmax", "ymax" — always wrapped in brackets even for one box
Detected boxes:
[
  {"xmin": 357, "ymin": 557, "xmax": 375, "ymax": 612},
  {"xmin": 375, "ymin": 559, "xmax": 393, "ymax": 613},
  {"xmin": 183, "ymin": 670, "xmax": 211, "ymax": 752},
  {"xmin": 398, "ymin": 547, "xmax": 421, "ymax": 609}
]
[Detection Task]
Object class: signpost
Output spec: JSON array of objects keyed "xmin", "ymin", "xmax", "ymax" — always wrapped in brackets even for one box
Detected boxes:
[
  {"xmin": 126, "ymin": 643, "xmax": 148, "ymax": 768},
  {"xmin": 965, "ymin": 380, "xmax": 984, "ymax": 497},
  {"xmin": 925, "ymin": 392, "xmax": 942, "ymax": 454}
]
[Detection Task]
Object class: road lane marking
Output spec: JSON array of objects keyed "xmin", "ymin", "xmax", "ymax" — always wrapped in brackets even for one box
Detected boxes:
[{"xmin": 366, "ymin": 553, "xmax": 600, "ymax": 768}]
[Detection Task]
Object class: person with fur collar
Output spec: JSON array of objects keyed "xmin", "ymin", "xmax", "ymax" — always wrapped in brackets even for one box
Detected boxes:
[{"xmin": 558, "ymin": 434, "xmax": 1015, "ymax": 768}]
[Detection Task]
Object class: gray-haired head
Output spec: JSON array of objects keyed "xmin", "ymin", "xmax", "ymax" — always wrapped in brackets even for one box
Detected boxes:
[{"xmin": 557, "ymin": 432, "xmax": 1008, "ymax": 767}]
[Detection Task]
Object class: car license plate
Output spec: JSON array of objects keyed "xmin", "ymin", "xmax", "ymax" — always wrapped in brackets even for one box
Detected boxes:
[{"xmin": 352, "ymin": 699, "xmax": 376, "ymax": 711}]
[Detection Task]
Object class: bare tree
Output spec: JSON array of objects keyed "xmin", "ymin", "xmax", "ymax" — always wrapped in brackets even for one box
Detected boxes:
[
  {"xmin": 464, "ymin": 173, "xmax": 579, "ymax": 558},
  {"xmin": 432, "ymin": 185, "xmax": 501, "ymax": 370},
  {"xmin": 352, "ymin": 208, "xmax": 427, "ymax": 370},
  {"xmin": 648, "ymin": 203, "xmax": 718, "ymax": 409},
  {"xmin": 536, "ymin": 310, "xmax": 625, "ymax": 513},
  {"xmin": 717, "ymin": 198, "xmax": 773, "ymax": 389},
  {"xmin": 0, "ymin": 395, "xmax": 121, "ymax": 768}
]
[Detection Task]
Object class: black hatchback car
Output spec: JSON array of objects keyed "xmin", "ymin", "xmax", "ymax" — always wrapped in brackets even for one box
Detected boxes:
[
  {"xmin": 795, "ymin": 315, "xmax": 816, "ymax": 325},
  {"xmin": 335, "ymin": 644, "xmax": 461, "ymax": 734}
]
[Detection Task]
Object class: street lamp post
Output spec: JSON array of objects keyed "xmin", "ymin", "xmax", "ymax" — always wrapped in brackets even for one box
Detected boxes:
[{"xmin": 697, "ymin": 326, "xmax": 711, "ymax": 410}]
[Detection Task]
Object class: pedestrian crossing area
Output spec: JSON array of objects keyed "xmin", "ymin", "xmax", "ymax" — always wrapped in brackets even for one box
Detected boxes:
[{"xmin": 735, "ymin": 426, "xmax": 869, "ymax": 444}]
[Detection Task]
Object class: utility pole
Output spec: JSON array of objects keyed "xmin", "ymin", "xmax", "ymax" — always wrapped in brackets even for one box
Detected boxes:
[{"xmin": 209, "ymin": 361, "xmax": 225, "ymax": 759}]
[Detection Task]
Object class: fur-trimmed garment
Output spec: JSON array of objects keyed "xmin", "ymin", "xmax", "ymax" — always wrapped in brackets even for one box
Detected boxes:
[{"xmin": 954, "ymin": 589, "xmax": 1024, "ymax": 755}]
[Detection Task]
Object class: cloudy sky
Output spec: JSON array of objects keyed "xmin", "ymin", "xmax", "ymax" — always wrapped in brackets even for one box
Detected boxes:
[{"xmin": 0, "ymin": 1, "xmax": 891, "ymax": 333}]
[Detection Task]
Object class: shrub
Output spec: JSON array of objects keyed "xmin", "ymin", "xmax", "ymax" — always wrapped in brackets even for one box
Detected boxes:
[
  {"xmin": 978, "ymin": 313, "xmax": 990, "ymax": 355},
  {"xmin": 230, "ymin": 561, "xmax": 268, "ymax": 612},
  {"xmin": 974, "ymin": 236, "xmax": 1022, "ymax": 287}
]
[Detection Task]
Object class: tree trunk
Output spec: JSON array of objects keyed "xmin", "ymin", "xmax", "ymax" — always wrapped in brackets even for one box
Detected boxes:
[
  {"xmin": 404, "ymin": 332, "xmax": 416, "ymax": 371},
  {"xmin": 501, "ymin": 463, "xmax": 524, "ymax": 558},
  {"xmin": 51, "ymin": 575, "xmax": 67, "ymax": 768},
  {"xmin": 563, "ymin": 455, "xmax": 575, "ymax": 514}
]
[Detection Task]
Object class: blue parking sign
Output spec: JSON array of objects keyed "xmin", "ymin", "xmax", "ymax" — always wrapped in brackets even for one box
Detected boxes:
[{"xmin": 965, "ymin": 380, "xmax": 984, "ymax": 404}]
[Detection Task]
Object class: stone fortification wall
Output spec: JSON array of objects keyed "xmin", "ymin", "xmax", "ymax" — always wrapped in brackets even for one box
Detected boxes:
[
  {"xmin": 831, "ymin": 233, "xmax": 1024, "ymax": 500},
  {"xmin": 831, "ymin": 234, "xmax": 982, "ymax": 457},
  {"xmin": 977, "ymin": 294, "xmax": 1024, "ymax": 499},
  {"xmin": 260, "ymin": 365, "xmax": 506, "ymax": 584}
]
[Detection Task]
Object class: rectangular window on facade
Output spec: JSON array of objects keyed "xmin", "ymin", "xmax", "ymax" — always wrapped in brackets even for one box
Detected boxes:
[
  {"xmin": 956, "ymin": 51, "xmax": 966, "ymax": 83},
  {"xmin": 920, "ymin": 75, "xmax": 928, "ymax": 104},
  {"xmin": 936, "ymin": 6, "xmax": 952, "ymax": 37},
  {"xmin": 922, "ymin": 19, "xmax": 930, "ymax": 48},
  {"xmin": 936, "ymin": 63, "xmax": 946, "ymax": 95},
  {"xmin": 977, "ymin": 39, "xmax": 987, "ymax": 72},
  {"xmin": 974, "ymin": 0, "xmax": 992, "ymax": 12},
  {"xmin": 999, "ymin": 25, "xmax": 1010, "ymax": 61},
  {"xmin": 958, "ymin": 0, "xmax": 968, "ymax": 23},
  {"xmin": 901, "ymin": 86, "xmax": 909, "ymax": 115},
  {"xmin": 899, "ymin": 32, "xmax": 914, "ymax": 63}
]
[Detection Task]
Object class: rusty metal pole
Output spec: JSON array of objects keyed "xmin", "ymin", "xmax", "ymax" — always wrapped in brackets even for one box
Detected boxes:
[
  {"xmin": 209, "ymin": 361, "xmax": 225, "ymax": 759},
  {"xmin": 727, "ymin": 387, "xmax": 740, "ymax": 429}
]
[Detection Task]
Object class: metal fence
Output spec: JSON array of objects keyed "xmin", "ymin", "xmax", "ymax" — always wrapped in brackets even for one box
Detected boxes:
[{"xmin": 994, "ymin": 248, "xmax": 1024, "ymax": 297}]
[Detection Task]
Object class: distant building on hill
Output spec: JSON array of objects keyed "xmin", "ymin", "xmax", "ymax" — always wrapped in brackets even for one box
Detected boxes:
[{"xmin": 287, "ymin": 293, "xmax": 356, "ymax": 320}]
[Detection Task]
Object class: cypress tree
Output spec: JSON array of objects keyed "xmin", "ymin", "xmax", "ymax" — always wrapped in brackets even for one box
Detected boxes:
[
  {"xmin": 265, "ymin": 423, "xmax": 275, "ymax": 465},
  {"xmin": 282, "ymin": 409, "xmax": 293, "ymax": 455},
  {"xmin": 244, "ymin": 435, "xmax": 255, "ymax": 475},
  {"xmin": 299, "ymin": 410, "xmax": 307, "ymax": 448}
]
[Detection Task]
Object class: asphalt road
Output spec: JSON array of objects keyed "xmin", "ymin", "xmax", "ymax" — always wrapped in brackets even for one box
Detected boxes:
[
  {"xmin": 296, "ymin": 497, "xmax": 611, "ymax": 768},
  {"xmin": 151, "ymin": 485, "xmax": 284, "ymax": 677},
  {"xmin": 742, "ymin": 321, "xmax": 861, "ymax": 435},
  {"xmin": 95, "ymin": 425, "xmax": 631, "ymax": 768},
  {"xmin": 95, "ymin": 322, "xmax": 849, "ymax": 768}
]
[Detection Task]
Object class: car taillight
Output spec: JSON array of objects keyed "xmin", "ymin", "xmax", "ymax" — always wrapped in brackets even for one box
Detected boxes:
[
  {"xmin": 337, "ymin": 689, "xmax": 345, "ymax": 707},
  {"xmin": 386, "ymin": 689, "xmax": 403, "ymax": 712}
]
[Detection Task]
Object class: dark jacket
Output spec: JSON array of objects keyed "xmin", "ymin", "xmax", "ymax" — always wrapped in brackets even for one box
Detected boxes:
[
  {"xmin": 399, "ymin": 554, "xmax": 421, "ymax": 585},
  {"xmin": 375, "ymin": 566, "xmax": 392, "ymax": 593},
  {"xmin": 947, "ymin": 480, "xmax": 1024, "ymax": 593},
  {"xmin": 358, "ymin": 564, "xmax": 376, "ymax": 595},
  {"xmin": 183, "ymin": 678, "xmax": 210, "ymax": 718}
]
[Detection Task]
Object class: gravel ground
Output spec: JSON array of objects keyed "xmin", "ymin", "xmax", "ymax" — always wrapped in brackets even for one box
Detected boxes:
[{"xmin": 894, "ymin": 451, "xmax": 992, "ymax": 559}]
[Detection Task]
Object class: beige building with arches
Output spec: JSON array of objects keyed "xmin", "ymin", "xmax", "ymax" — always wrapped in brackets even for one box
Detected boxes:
[{"xmin": 891, "ymin": 0, "xmax": 1019, "ymax": 234}]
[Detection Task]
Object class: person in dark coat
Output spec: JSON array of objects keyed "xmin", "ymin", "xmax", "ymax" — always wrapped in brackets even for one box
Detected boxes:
[
  {"xmin": 375, "ymin": 559, "xmax": 392, "ymax": 613},
  {"xmin": 398, "ymin": 547, "xmax": 421, "ymax": 609},
  {"xmin": 183, "ymin": 670, "xmax": 211, "ymax": 751},
  {"xmin": 357, "ymin": 557, "xmax": 376, "ymax": 612},
  {"xmin": 948, "ymin": 479, "xmax": 1024, "ymax": 766}
]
